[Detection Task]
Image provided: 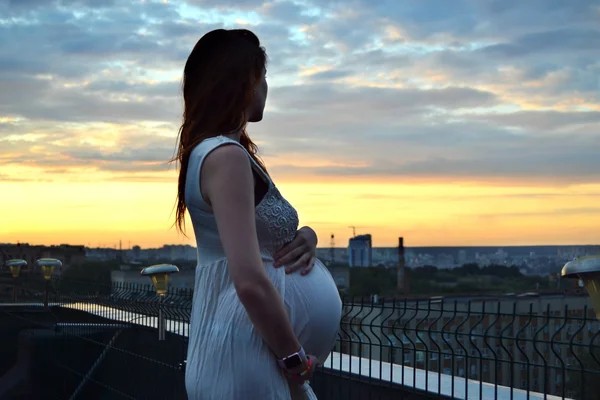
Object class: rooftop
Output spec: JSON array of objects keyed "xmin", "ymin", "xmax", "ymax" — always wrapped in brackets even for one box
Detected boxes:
[{"xmin": 1, "ymin": 271, "xmax": 597, "ymax": 399}]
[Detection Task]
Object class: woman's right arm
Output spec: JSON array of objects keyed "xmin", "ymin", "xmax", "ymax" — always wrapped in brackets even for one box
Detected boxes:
[{"xmin": 201, "ymin": 144, "xmax": 302, "ymax": 360}]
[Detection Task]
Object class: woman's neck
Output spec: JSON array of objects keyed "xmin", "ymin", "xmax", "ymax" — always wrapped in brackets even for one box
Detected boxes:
[{"xmin": 222, "ymin": 129, "xmax": 243, "ymax": 142}]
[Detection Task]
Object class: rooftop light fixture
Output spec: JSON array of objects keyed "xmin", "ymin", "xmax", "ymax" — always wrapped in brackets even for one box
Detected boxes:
[
  {"xmin": 36, "ymin": 258, "xmax": 62, "ymax": 280},
  {"xmin": 562, "ymin": 255, "xmax": 600, "ymax": 319},
  {"xmin": 36, "ymin": 258, "xmax": 62, "ymax": 309},
  {"xmin": 5, "ymin": 258, "xmax": 27, "ymax": 279},
  {"xmin": 5, "ymin": 259, "xmax": 27, "ymax": 302},
  {"xmin": 141, "ymin": 264, "xmax": 180, "ymax": 340}
]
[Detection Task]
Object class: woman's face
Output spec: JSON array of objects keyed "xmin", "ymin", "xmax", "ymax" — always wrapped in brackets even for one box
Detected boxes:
[{"xmin": 248, "ymin": 68, "xmax": 268, "ymax": 123}]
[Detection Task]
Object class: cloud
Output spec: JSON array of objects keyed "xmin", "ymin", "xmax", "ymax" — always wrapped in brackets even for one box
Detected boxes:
[
  {"xmin": 467, "ymin": 207, "xmax": 600, "ymax": 219},
  {"xmin": 184, "ymin": 0, "xmax": 264, "ymax": 9},
  {"xmin": 355, "ymin": 191, "xmax": 600, "ymax": 201},
  {"xmin": 467, "ymin": 110, "xmax": 600, "ymax": 131},
  {"xmin": 0, "ymin": 78, "xmax": 181, "ymax": 123},
  {"xmin": 270, "ymin": 85, "xmax": 498, "ymax": 113},
  {"xmin": 480, "ymin": 29, "xmax": 600, "ymax": 58},
  {"xmin": 0, "ymin": 172, "xmax": 53, "ymax": 182},
  {"xmin": 329, "ymin": 0, "xmax": 599, "ymax": 43},
  {"xmin": 307, "ymin": 69, "xmax": 354, "ymax": 81},
  {"xmin": 270, "ymin": 148, "xmax": 600, "ymax": 184},
  {"xmin": 0, "ymin": 0, "xmax": 598, "ymax": 185}
]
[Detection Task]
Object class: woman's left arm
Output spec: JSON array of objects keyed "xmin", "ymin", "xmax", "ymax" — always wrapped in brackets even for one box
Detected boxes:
[{"xmin": 273, "ymin": 226, "xmax": 318, "ymax": 275}]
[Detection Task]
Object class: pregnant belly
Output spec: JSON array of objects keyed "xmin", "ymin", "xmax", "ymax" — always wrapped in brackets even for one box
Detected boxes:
[{"xmin": 283, "ymin": 259, "xmax": 342, "ymax": 361}]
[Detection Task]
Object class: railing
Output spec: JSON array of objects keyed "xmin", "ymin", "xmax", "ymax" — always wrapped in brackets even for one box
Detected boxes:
[
  {"xmin": 332, "ymin": 297, "xmax": 599, "ymax": 399},
  {"xmin": 1, "ymin": 274, "xmax": 599, "ymax": 399}
]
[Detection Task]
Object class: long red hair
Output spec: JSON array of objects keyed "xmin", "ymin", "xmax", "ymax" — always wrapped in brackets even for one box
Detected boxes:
[{"xmin": 172, "ymin": 29, "xmax": 268, "ymax": 234}]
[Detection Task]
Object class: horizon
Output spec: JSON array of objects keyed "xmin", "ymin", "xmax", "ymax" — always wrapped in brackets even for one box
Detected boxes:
[
  {"xmin": 3, "ymin": 241, "xmax": 598, "ymax": 251},
  {"xmin": 1, "ymin": 0, "xmax": 599, "ymax": 248}
]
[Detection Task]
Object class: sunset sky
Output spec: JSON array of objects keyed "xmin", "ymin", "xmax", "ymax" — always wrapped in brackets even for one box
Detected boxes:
[{"xmin": 1, "ymin": 0, "xmax": 599, "ymax": 249}]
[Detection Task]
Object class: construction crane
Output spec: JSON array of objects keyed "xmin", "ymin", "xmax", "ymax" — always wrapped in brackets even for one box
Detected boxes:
[{"xmin": 348, "ymin": 226, "xmax": 363, "ymax": 237}]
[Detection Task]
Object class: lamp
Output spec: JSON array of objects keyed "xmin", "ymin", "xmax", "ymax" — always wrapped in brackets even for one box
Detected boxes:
[
  {"xmin": 5, "ymin": 258, "xmax": 27, "ymax": 279},
  {"xmin": 141, "ymin": 264, "xmax": 179, "ymax": 296},
  {"xmin": 36, "ymin": 258, "xmax": 62, "ymax": 280},
  {"xmin": 561, "ymin": 255, "xmax": 600, "ymax": 319},
  {"xmin": 5, "ymin": 259, "xmax": 27, "ymax": 302},
  {"xmin": 140, "ymin": 264, "xmax": 179, "ymax": 340},
  {"xmin": 36, "ymin": 258, "xmax": 62, "ymax": 309}
]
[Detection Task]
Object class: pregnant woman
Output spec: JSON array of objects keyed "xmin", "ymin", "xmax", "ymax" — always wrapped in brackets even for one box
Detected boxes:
[{"xmin": 175, "ymin": 29, "xmax": 342, "ymax": 399}]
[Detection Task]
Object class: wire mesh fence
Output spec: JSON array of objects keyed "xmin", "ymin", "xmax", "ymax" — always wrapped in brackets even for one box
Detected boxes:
[
  {"xmin": 322, "ymin": 296, "xmax": 600, "ymax": 399},
  {"xmin": 2, "ymin": 274, "xmax": 600, "ymax": 399}
]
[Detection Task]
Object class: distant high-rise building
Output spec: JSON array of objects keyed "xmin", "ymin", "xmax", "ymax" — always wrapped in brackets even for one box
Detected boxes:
[
  {"xmin": 348, "ymin": 234, "xmax": 372, "ymax": 267},
  {"xmin": 132, "ymin": 245, "xmax": 141, "ymax": 260},
  {"xmin": 458, "ymin": 250, "xmax": 467, "ymax": 265}
]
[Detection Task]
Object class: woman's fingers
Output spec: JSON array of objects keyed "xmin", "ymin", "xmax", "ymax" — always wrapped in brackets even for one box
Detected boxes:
[
  {"xmin": 276, "ymin": 243, "xmax": 309, "ymax": 267},
  {"xmin": 274, "ymin": 239, "xmax": 297, "ymax": 264},
  {"xmin": 285, "ymin": 252, "xmax": 311, "ymax": 274},
  {"xmin": 300, "ymin": 256, "xmax": 316, "ymax": 276}
]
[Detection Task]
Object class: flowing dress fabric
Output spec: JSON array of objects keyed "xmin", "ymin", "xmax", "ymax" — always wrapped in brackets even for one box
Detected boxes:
[{"xmin": 184, "ymin": 136, "xmax": 342, "ymax": 400}]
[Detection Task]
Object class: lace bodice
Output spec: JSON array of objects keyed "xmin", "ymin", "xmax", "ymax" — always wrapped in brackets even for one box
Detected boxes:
[{"xmin": 256, "ymin": 182, "xmax": 299, "ymax": 248}]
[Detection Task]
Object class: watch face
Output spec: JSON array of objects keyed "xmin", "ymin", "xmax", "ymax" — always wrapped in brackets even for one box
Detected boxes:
[{"xmin": 284, "ymin": 354, "xmax": 303, "ymax": 369}]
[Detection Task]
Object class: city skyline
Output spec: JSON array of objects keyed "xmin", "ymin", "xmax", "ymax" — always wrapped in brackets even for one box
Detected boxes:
[
  {"xmin": 1, "ymin": 0, "xmax": 599, "ymax": 248},
  {"xmin": 2, "ymin": 240, "xmax": 597, "ymax": 252}
]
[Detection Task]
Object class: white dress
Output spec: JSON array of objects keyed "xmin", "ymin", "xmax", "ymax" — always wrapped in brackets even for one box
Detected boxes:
[{"xmin": 184, "ymin": 136, "xmax": 343, "ymax": 400}]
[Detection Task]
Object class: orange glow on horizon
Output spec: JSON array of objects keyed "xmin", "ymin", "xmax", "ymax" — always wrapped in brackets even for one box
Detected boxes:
[{"xmin": 1, "ymin": 178, "xmax": 598, "ymax": 249}]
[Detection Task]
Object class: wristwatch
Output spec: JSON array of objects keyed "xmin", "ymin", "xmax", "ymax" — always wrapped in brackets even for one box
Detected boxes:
[{"xmin": 278, "ymin": 347, "xmax": 306, "ymax": 370}]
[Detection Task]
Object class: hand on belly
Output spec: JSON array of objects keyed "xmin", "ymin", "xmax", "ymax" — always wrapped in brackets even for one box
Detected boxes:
[{"xmin": 273, "ymin": 227, "xmax": 318, "ymax": 276}]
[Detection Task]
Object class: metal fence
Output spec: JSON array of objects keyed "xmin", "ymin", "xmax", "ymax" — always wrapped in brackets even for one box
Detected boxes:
[
  {"xmin": 331, "ymin": 297, "xmax": 600, "ymax": 400},
  {"xmin": 2, "ymin": 274, "xmax": 599, "ymax": 399}
]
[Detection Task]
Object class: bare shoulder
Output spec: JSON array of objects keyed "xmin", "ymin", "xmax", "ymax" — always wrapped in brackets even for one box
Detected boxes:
[
  {"xmin": 203, "ymin": 142, "xmax": 250, "ymax": 174},
  {"xmin": 201, "ymin": 143, "xmax": 253, "ymax": 206}
]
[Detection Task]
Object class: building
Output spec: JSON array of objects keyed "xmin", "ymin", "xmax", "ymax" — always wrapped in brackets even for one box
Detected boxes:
[
  {"xmin": 86, "ymin": 244, "xmax": 197, "ymax": 264},
  {"xmin": 326, "ymin": 264, "xmax": 350, "ymax": 293},
  {"xmin": 458, "ymin": 250, "xmax": 467, "ymax": 265},
  {"xmin": 348, "ymin": 234, "xmax": 373, "ymax": 267},
  {"xmin": 316, "ymin": 247, "xmax": 349, "ymax": 264},
  {"xmin": 0, "ymin": 243, "xmax": 86, "ymax": 276},
  {"xmin": 85, "ymin": 247, "xmax": 121, "ymax": 261}
]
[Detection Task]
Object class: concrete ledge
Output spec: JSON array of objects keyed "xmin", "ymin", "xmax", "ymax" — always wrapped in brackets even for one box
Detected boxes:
[{"xmin": 321, "ymin": 352, "xmax": 571, "ymax": 400}]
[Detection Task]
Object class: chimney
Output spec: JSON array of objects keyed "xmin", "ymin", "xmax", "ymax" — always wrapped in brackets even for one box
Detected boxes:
[{"xmin": 397, "ymin": 237, "xmax": 405, "ymax": 294}]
